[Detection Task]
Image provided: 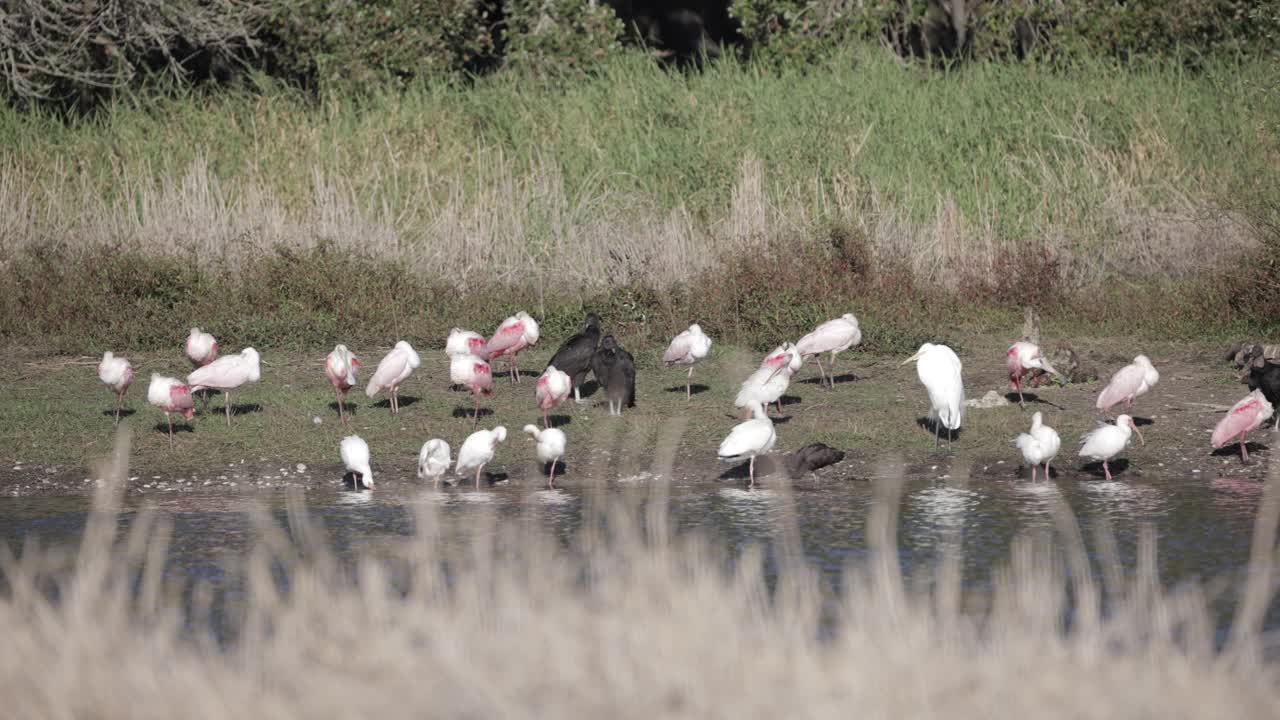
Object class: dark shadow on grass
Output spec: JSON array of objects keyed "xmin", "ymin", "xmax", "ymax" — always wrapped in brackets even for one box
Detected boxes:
[
  {"xmin": 664, "ymin": 383, "xmax": 710, "ymax": 396},
  {"xmin": 799, "ymin": 372, "xmax": 859, "ymax": 386},
  {"xmin": 1004, "ymin": 392, "xmax": 1066, "ymax": 411},
  {"xmin": 546, "ymin": 414, "xmax": 571, "ymax": 427},
  {"xmin": 372, "ymin": 395, "xmax": 419, "ymax": 410},
  {"xmin": 452, "ymin": 407, "xmax": 494, "ymax": 420},
  {"xmin": 1081, "ymin": 458, "xmax": 1130, "ymax": 479},
  {"xmin": 577, "ymin": 380, "xmax": 600, "ymax": 398},
  {"xmin": 1210, "ymin": 441, "xmax": 1267, "ymax": 459},
  {"xmin": 103, "ymin": 408, "xmax": 137, "ymax": 419},
  {"xmin": 328, "ymin": 401, "xmax": 360, "ymax": 415},
  {"xmin": 1132, "ymin": 416, "xmax": 1155, "ymax": 427},
  {"xmin": 915, "ymin": 417, "xmax": 963, "ymax": 444},
  {"xmin": 226, "ymin": 403, "xmax": 263, "ymax": 416},
  {"xmin": 153, "ymin": 422, "xmax": 194, "ymax": 436}
]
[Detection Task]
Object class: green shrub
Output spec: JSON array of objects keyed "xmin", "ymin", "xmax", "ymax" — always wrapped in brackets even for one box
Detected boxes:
[{"xmin": 502, "ymin": 0, "xmax": 626, "ymax": 76}]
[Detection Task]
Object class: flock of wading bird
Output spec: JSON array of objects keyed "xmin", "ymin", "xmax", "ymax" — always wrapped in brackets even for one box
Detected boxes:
[{"xmin": 95, "ymin": 312, "xmax": 1280, "ymax": 490}]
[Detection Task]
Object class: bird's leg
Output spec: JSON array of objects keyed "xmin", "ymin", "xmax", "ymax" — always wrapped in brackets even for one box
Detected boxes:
[
  {"xmin": 473, "ymin": 394, "xmax": 481, "ymax": 426},
  {"xmin": 1240, "ymin": 434, "xmax": 1249, "ymax": 463},
  {"xmin": 934, "ymin": 420, "xmax": 941, "ymax": 448},
  {"xmin": 1030, "ymin": 465, "xmax": 1036, "ymax": 482},
  {"xmin": 475, "ymin": 464, "xmax": 484, "ymax": 490},
  {"xmin": 513, "ymin": 355, "xmax": 520, "ymax": 383},
  {"xmin": 574, "ymin": 386, "xmax": 586, "ymax": 404},
  {"xmin": 336, "ymin": 388, "xmax": 346, "ymax": 424},
  {"xmin": 814, "ymin": 357, "xmax": 828, "ymax": 388},
  {"xmin": 548, "ymin": 461, "xmax": 556, "ymax": 488},
  {"xmin": 166, "ymin": 413, "xmax": 174, "ymax": 449},
  {"xmin": 114, "ymin": 392, "xmax": 123, "ymax": 425},
  {"xmin": 543, "ymin": 410, "xmax": 550, "ymax": 429},
  {"xmin": 748, "ymin": 456, "xmax": 756, "ymax": 488},
  {"xmin": 1015, "ymin": 377, "xmax": 1025, "ymax": 408},
  {"xmin": 1044, "ymin": 461, "xmax": 1051, "ymax": 480},
  {"xmin": 776, "ymin": 400, "xmax": 783, "ymax": 415},
  {"xmin": 225, "ymin": 391, "xmax": 232, "ymax": 426},
  {"xmin": 687, "ymin": 366, "xmax": 694, "ymax": 400},
  {"xmin": 1103, "ymin": 460, "xmax": 1112, "ymax": 482}
]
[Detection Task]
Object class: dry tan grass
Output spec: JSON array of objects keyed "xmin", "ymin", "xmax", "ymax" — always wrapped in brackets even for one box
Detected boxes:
[{"xmin": 2, "ymin": 431, "xmax": 1279, "ymax": 718}]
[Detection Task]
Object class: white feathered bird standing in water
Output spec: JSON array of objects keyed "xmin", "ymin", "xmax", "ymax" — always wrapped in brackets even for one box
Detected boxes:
[
  {"xmin": 366, "ymin": 341, "xmax": 421, "ymax": 415},
  {"xmin": 456, "ymin": 426, "xmax": 507, "ymax": 489},
  {"xmin": 98, "ymin": 351, "xmax": 134, "ymax": 425},
  {"xmin": 187, "ymin": 348, "xmax": 262, "ymax": 426},
  {"xmin": 663, "ymin": 323, "xmax": 712, "ymax": 399},
  {"xmin": 1079, "ymin": 414, "xmax": 1144, "ymax": 481},
  {"xmin": 902, "ymin": 343, "xmax": 964, "ymax": 447},
  {"xmin": 325, "ymin": 344, "xmax": 360, "ymax": 424},
  {"xmin": 718, "ymin": 400, "xmax": 777, "ymax": 487},
  {"xmin": 340, "ymin": 435, "xmax": 374, "ymax": 490},
  {"xmin": 523, "ymin": 424, "xmax": 567, "ymax": 488},
  {"xmin": 1015, "ymin": 411, "xmax": 1060, "ymax": 481},
  {"xmin": 417, "ymin": 439, "xmax": 452, "ymax": 487},
  {"xmin": 795, "ymin": 313, "xmax": 861, "ymax": 389}
]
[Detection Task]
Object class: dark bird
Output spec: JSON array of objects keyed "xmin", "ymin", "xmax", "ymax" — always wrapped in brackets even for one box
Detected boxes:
[
  {"xmin": 545, "ymin": 313, "xmax": 602, "ymax": 403},
  {"xmin": 783, "ymin": 443, "xmax": 846, "ymax": 476},
  {"xmin": 1243, "ymin": 360, "xmax": 1280, "ymax": 432},
  {"xmin": 591, "ymin": 334, "xmax": 636, "ymax": 416}
]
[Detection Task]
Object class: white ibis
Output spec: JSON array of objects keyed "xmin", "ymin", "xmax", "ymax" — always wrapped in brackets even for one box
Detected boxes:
[
  {"xmin": 523, "ymin": 424, "xmax": 567, "ymax": 488},
  {"xmin": 417, "ymin": 438, "xmax": 452, "ymax": 487},
  {"xmin": 340, "ymin": 435, "xmax": 374, "ymax": 490},
  {"xmin": 456, "ymin": 426, "xmax": 507, "ymax": 489},
  {"xmin": 1079, "ymin": 414, "xmax": 1144, "ymax": 481},
  {"xmin": 718, "ymin": 400, "xmax": 777, "ymax": 487},
  {"xmin": 1015, "ymin": 411, "xmax": 1061, "ymax": 481}
]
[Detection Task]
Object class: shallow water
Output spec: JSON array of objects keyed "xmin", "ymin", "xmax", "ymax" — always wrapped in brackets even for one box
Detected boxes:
[{"xmin": 0, "ymin": 471, "xmax": 1276, "ymax": 640}]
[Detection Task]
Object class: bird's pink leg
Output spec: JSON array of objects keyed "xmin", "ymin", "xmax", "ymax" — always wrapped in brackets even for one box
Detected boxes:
[
  {"xmin": 336, "ymin": 388, "xmax": 346, "ymax": 424},
  {"xmin": 166, "ymin": 413, "xmax": 174, "ymax": 450},
  {"xmin": 548, "ymin": 460, "xmax": 556, "ymax": 488},
  {"xmin": 513, "ymin": 354, "xmax": 521, "ymax": 384},
  {"xmin": 543, "ymin": 409, "xmax": 550, "ymax": 429},
  {"xmin": 1015, "ymin": 377, "xmax": 1025, "ymax": 408},
  {"xmin": 114, "ymin": 392, "xmax": 123, "ymax": 425},
  {"xmin": 1044, "ymin": 461, "xmax": 1051, "ymax": 480},
  {"xmin": 224, "ymin": 391, "xmax": 232, "ymax": 426},
  {"xmin": 475, "ymin": 464, "xmax": 484, "ymax": 489},
  {"xmin": 687, "ymin": 366, "xmax": 694, "ymax": 400},
  {"xmin": 814, "ymin": 357, "xmax": 828, "ymax": 388},
  {"xmin": 1103, "ymin": 460, "xmax": 1112, "ymax": 481},
  {"xmin": 1240, "ymin": 433, "xmax": 1249, "ymax": 463},
  {"xmin": 776, "ymin": 400, "xmax": 783, "ymax": 415},
  {"xmin": 473, "ymin": 394, "xmax": 481, "ymax": 426},
  {"xmin": 748, "ymin": 456, "xmax": 756, "ymax": 488},
  {"xmin": 1030, "ymin": 465, "xmax": 1037, "ymax": 482}
]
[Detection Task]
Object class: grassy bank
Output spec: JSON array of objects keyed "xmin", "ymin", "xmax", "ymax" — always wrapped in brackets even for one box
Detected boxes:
[{"xmin": 2, "ymin": 49, "xmax": 1277, "ymax": 352}]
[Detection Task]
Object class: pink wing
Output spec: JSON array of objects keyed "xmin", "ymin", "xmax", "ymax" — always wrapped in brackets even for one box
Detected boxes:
[
  {"xmin": 535, "ymin": 375, "xmax": 554, "ymax": 409},
  {"xmin": 189, "ymin": 358, "xmax": 249, "ymax": 390},
  {"xmin": 663, "ymin": 333, "xmax": 693, "ymax": 364},
  {"xmin": 1096, "ymin": 364, "xmax": 1145, "ymax": 411},
  {"xmin": 485, "ymin": 320, "xmax": 525, "ymax": 358},
  {"xmin": 761, "ymin": 352, "xmax": 789, "ymax": 370},
  {"xmin": 467, "ymin": 336, "xmax": 488, "ymax": 357},
  {"xmin": 471, "ymin": 362, "xmax": 494, "ymax": 395},
  {"xmin": 170, "ymin": 384, "xmax": 194, "ymax": 415},
  {"xmin": 367, "ymin": 352, "xmax": 407, "ymax": 394},
  {"xmin": 1212, "ymin": 396, "xmax": 1265, "ymax": 447},
  {"xmin": 1005, "ymin": 346, "xmax": 1023, "ymax": 376}
]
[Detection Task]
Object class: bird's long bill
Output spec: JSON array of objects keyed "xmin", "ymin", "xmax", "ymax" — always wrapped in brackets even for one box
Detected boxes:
[
  {"xmin": 1041, "ymin": 361, "xmax": 1067, "ymax": 386},
  {"xmin": 900, "ymin": 351, "xmax": 923, "ymax": 367},
  {"xmin": 764, "ymin": 364, "xmax": 785, "ymax": 383},
  {"xmin": 1129, "ymin": 418, "xmax": 1146, "ymax": 445}
]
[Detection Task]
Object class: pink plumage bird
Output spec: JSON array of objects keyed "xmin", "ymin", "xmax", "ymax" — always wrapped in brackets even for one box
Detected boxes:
[
  {"xmin": 795, "ymin": 313, "xmax": 861, "ymax": 389},
  {"xmin": 1211, "ymin": 389, "xmax": 1274, "ymax": 463},
  {"xmin": 188, "ymin": 348, "xmax": 262, "ymax": 426},
  {"xmin": 663, "ymin": 324, "xmax": 712, "ymax": 399},
  {"xmin": 184, "ymin": 327, "xmax": 218, "ymax": 409},
  {"xmin": 1006, "ymin": 341, "xmax": 1064, "ymax": 408},
  {"xmin": 148, "ymin": 373, "xmax": 194, "ymax": 448},
  {"xmin": 451, "ymin": 352, "xmax": 494, "ymax": 425},
  {"xmin": 446, "ymin": 328, "xmax": 489, "ymax": 359},
  {"xmin": 365, "ymin": 341, "xmax": 420, "ymax": 415},
  {"xmin": 535, "ymin": 365, "xmax": 571, "ymax": 428},
  {"xmin": 1096, "ymin": 355, "xmax": 1159, "ymax": 413},
  {"xmin": 98, "ymin": 351, "xmax": 133, "ymax": 425},
  {"xmin": 325, "ymin": 344, "xmax": 360, "ymax": 424},
  {"xmin": 485, "ymin": 312, "xmax": 539, "ymax": 383}
]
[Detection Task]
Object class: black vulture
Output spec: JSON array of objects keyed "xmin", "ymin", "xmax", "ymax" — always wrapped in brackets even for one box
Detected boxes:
[
  {"xmin": 591, "ymin": 334, "xmax": 636, "ymax": 415},
  {"xmin": 1243, "ymin": 361, "xmax": 1280, "ymax": 430},
  {"xmin": 546, "ymin": 313, "xmax": 601, "ymax": 403}
]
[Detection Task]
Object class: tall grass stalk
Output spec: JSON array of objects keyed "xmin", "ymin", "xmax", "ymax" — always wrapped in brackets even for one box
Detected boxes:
[{"xmin": 2, "ymin": 429, "xmax": 1278, "ymax": 717}]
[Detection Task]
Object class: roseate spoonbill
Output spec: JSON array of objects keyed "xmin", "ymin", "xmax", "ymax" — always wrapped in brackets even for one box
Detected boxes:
[
  {"xmin": 340, "ymin": 435, "xmax": 373, "ymax": 490},
  {"xmin": 795, "ymin": 313, "xmax": 861, "ymax": 389},
  {"xmin": 446, "ymin": 328, "xmax": 488, "ymax": 358},
  {"xmin": 1015, "ymin": 411, "xmax": 1061, "ymax": 481},
  {"xmin": 535, "ymin": 365, "xmax": 571, "ymax": 428},
  {"xmin": 546, "ymin": 313, "xmax": 601, "ymax": 403},
  {"xmin": 450, "ymin": 352, "xmax": 494, "ymax": 425},
  {"xmin": 718, "ymin": 400, "xmax": 777, "ymax": 487},
  {"xmin": 1242, "ymin": 361, "xmax": 1280, "ymax": 432},
  {"xmin": 523, "ymin": 424, "xmax": 567, "ymax": 488},
  {"xmin": 486, "ymin": 312, "xmax": 540, "ymax": 383},
  {"xmin": 185, "ymin": 327, "xmax": 218, "ymax": 409},
  {"xmin": 1096, "ymin": 355, "xmax": 1159, "ymax": 413},
  {"xmin": 98, "ymin": 351, "xmax": 133, "ymax": 425},
  {"xmin": 365, "ymin": 341, "xmax": 420, "ymax": 415},
  {"xmin": 147, "ymin": 374, "xmax": 194, "ymax": 448},
  {"xmin": 1211, "ymin": 389, "xmax": 1274, "ymax": 463},
  {"xmin": 663, "ymin": 323, "xmax": 712, "ymax": 399},
  {"xmin": 1079, "ymin": 414, "xmax": 1144, "ymax": 481},
  {"xmin": 187, "ymin": 348, "xmax": 261, "ymax": 426},
  {"xmin": 1006, "ymin": 341, "xmax": 1064, "ymax": 408},
  {"xmin": 325, "ymin": 344, "xmax": 359, "ymax": 424},
  {"xmin": 741, "ymin": 343, "xmax": 802, "ymax": 417},
  {"xmin": 902, "ymin": 343, "xmax": 964, "ymax": 448},
  {"xmin": 417, "ymin": 438, "xmax": 452, "ymax": 487},
  {"xmin": 591, "ymin": 335, "xmax": 636, "ymax": 416},
  {"xmin": 456, "ymin": 426, "xmax": 507, "ymax": 489}
]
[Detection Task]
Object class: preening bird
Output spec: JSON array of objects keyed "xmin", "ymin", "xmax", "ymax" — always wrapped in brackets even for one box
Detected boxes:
[
  {"xmin": 718, "ymin": 400, "xmax": 777, "ymax": 487},
  {"xmin": 663, "ymin": 323, "xmax": 712, "ymax": 399},
  {"xmin": 147, "ymin": 374, "xmax": 194, "ymax": 448},
  {"xmin": 486, "ymin": 312, "xmax": 539, "ymax": 383},
  {"xmin": 187, "ymin": 348, "xmax": 261, "ymax": 426},
  {"xmin": 184, "ymin": 327, "xmax": 218, "ymax": 409},
  {"xmin": 1079, "ymin": 414, "xmax": 1144, "ymax": 481},
  {"xmin": 325, "ymin": 344, "xmax": 360, "ymax": 424},
  {"xmin": 417, "ymin": 438, "xmax": 452, "ymax": 487},
  {"xmin": 365, "ymin": 341, "xmax": 420, "ymax": 415},
  {"xmin": 1211, "ymin": 389, "xmax": 1273, "ymax": 463},
  {"xmin": 1096, "ymin": 355, "xmax": 1159, "ymax": 413},
  {"xmin": 1015, "ymin": 411, "xmax": 1061, "ymax": 481},
  {"xmin": 98, "ymin": 351, "xmax": 133, "ymax": 425},
  {"xmin": 795, "ymin": 313, "xmax": 861, "ymax": 389},
  {"xmin": 546, "ymin": 313, "xmax": 602, "ymax": 403},
  {"xmin": 523, "ymin": 424, "xmax": 567, "ymax": 488},
  {"xmin": 902, "ymin": 343, "xmax": 964, "ymax": 447},
  {"xmin": 740, "ymin": 343, "xmax": 802, "ymax": 417},
  {"xmin": 340, "ymin": 435, "xmax": 374, "ymax": 490},
  {"xmin": 591, "ymin": 335, "xmax": 636, "ymax": 416},
  {"xmin": 535, "ymin": 365, "xmax": 571, "ymax": 428},
  {"xmin": 456, "ymin": 426, "xmax": 507, "ymax": 489},
  {"xmin": 446, "ymin": 328, "xmax": 488, "ymax": 359},
  {"xmin": 450, "ymin": 352, "xmax": 494, "ymax": 425},
  {"xmin": 1006, "ymin": 341, "xmax": 1064, "ymax": 407},
  {"xmin": 1241, "ymin": 361, "xmax": 1280, "ymax": 433}
]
